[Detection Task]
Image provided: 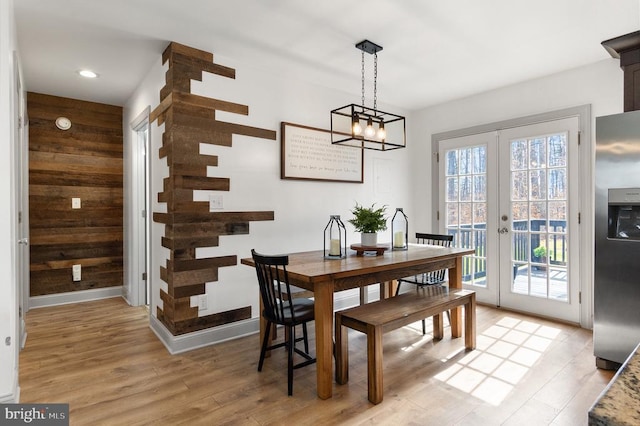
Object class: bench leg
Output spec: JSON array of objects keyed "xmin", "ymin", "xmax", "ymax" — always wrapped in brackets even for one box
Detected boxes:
[
  {"xmin": 367, "ymin": 324, "xmax": 384, "ymax": 404},
  {"xmin": 432, "ymin": 313, "xmax": 444, "ymax": 340},
  {"xmin": 464, "ymin": 294, "xmax": 477, "ymax": 350},
  {"xmin": 335, "ymin": 313, "xmax": 349, "ymax": 385}
]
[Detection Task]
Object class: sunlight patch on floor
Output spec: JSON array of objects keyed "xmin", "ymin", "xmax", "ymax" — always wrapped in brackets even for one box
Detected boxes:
[{"xmin": 434, "ymin": 316, "xmax": 561, "ymax": 406}]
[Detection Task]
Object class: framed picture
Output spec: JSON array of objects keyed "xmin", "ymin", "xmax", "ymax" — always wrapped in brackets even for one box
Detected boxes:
[{"xmin": 280, "ymin": 122, "xmax": 364, "ymax": 183}]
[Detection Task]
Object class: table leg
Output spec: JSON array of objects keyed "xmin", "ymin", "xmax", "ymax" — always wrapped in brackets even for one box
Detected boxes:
[
  {"xmin": 449, "ymin": 256, "xmax": 463, "ymax": 338},
  {"xmin": 379, "ymin": 281, "xmax": 396, "ymax": 299},
  {"xmin": 314, "ymin": 282, "xmax": 334, "ymax": 399}
]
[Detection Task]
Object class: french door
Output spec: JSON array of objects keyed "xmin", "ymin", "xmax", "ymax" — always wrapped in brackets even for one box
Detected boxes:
[{"xmin": 438, "ymin": 118, "xmax": 580, "ymax": 323}]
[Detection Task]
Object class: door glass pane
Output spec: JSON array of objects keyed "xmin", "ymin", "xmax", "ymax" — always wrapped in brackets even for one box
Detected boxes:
[
  {"xmin": 445, "ymin": 146, "xmax": 487, "ymax": 288},
  {"xmin": 510, "ymin": 132, "xmax": 568, "ymax": 302}
]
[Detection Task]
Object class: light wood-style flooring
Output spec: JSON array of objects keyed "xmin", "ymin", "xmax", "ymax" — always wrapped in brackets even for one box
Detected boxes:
[{"xmin": 19, "ymin": 297, "xmax": 614, "ymax": 425}]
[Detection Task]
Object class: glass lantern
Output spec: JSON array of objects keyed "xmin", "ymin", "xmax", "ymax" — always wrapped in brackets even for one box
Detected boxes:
[
  {"xmin": 324, "ymin": 215, "xmax": 347, "ymax": 259},
  {"xmin": 391, "ymin": 208, "xmax": 408, "ymax": 250}
]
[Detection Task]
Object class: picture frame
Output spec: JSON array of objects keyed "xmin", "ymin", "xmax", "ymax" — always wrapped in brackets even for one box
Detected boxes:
[{"xmin": 280, "ymin": 122, "xmax": 364, "ymax": 183}]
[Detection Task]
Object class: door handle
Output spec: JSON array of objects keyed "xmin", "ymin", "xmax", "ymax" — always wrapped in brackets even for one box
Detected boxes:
[
  {"xmin": 498, "ymin": 227, "xmax": 509, "ymax": 234},
  {"xmin": 18, "ymin": 238, "xmax": 28, "ymax": 245}
]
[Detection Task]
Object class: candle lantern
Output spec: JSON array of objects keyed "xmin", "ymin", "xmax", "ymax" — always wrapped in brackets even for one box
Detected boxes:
[
  {"xmin": 391, "ymin": 208, "xmax": 408, "ymax": 250},
  {"xmin": 324, "ymin": 215, "xmax": 347, "ymax": 259}
]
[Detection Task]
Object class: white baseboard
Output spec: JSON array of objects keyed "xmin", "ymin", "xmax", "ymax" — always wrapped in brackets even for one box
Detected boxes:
[
  {"xmin": 149, "ymin": 287, "xmax": 377, "ymax": 354},
  {"xmin": 0, "ymin": 374, "xmax": 19, "ymax": 403},
  {"xmin": 149, "ymin": 315, "xmax": 259, "ymax": 355},
  {"xmin": 29, "ymin": 287, "xmax": 123, "ymax": 309}
]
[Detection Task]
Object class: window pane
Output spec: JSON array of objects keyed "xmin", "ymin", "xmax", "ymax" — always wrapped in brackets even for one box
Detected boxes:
[
  {"xmin": 460, "ymin": 148, "xmax": 472, "ymax": 175},
  {"xmin": 473, "ymin": 146, "xmax": 486, "ymax": 174},
  {"xmin": 460, "ymin": 203, "xmax": 472, "ymax": 227},
  {"xmin": 530, "ymin": 202, "xmax": 547, "ymax": 222},
  {"xmin": 530, "ymin": 170, "xmax": 546, "ymax": 200},
  {"xmin": 446, "ymin": 150, "xmax": 458, "ymax": 176},
  {"xmin": 548, "ymin": 134, "xmax": 567, "ymax": 167},
  {"xmin": 548, "ymin": 169, "xmax": 566, "ymax": 200},
  {"xmin": 447, "ymin": 203, "xmax": 459, "ymax": 227},
  {"xmin": 512, "ymin": 202, "xmax": 529, "ymax": 229},
  {"xmin": 473, "ymin": 175, "xmax": 486, "ymax": 202},
  {"xmin": 511, "ymin": 139, "xmax": 527, "ymax": 170},
  {"xmin": 446, "ymin": 177, "xmax": 459, "ymax": 202},
  {"xmin": 549, "ymin": 201, "xmax": 566, "ymax": 221},
  {"xmin": 460, "ymin": 176, "xmax": 472, "ymax": 202},
  {"xmin": 473, "ymin": 202, "xmax": 487, "ymax": 225},
  {"xmin": 513, "ymin": 232, "xmax": 529, "ymax": 262},
  {"xmin": 529, "ymin": 137, "xmax": 546, "ymax": 169},
  {"xmin": 512, "ymin": 171, "xmax": 528, "ymax": 201}
]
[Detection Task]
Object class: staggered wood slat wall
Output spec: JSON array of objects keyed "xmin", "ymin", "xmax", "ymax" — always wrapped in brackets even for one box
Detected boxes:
[
  {"xmin": 151, "ymin": 42, "xmax": 276, "ymax": 335},
  {"xmin": 28, "ymin": 92, "xmax": 123, "ymax": 296}
]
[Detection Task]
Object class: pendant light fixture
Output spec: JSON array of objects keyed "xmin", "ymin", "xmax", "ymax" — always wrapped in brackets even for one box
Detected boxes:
[{"xmin": 331, "ymin": 40, "xmax": 406, "ymax": 151}]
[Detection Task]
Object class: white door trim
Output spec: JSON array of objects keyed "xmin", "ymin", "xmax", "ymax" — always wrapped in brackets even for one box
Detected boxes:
[{"xmin": 128, "ymin": 106, "xmax": 151, "ymax": 307}]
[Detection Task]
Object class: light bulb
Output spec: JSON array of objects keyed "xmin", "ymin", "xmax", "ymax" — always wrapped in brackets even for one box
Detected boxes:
[
  {"xmin": 352, "ymin": 121, "xmax": 362, "ymax": 135},
  {"xmin": 377, "ymin": 123, "xmax": 386, "ymax": 140},
  {"xmin": 365, "ymin": 118, "xmax": 375, "ymax": 137}
]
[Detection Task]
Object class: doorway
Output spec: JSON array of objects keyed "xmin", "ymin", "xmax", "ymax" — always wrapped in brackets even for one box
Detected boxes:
[
  {"xmin": 435, "ymin": 112, "xmax": 583, "ymax": 324},
  {"xmin": 130, "ymin": 108, "xmax": 150, "ymax": 307}
]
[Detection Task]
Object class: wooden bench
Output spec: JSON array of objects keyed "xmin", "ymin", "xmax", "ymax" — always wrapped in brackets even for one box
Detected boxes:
[{"xmin": 335, "ymin": 286, "xmax": 476, "ymax": 404}]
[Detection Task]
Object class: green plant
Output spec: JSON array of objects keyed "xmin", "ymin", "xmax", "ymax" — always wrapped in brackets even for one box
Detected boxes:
[
  {"xmin": 533, "ymin": 245, "xmax": 551, "ymax": 258},
  {"xmin": 348, "ymin": 203, "xmax": 388, "ymax": 233}
]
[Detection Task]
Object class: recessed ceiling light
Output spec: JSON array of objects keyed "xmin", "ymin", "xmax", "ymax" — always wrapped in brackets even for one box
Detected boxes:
[{"xmin": 78, "ymin": 69, "xmax": 98, "ymax": 78}]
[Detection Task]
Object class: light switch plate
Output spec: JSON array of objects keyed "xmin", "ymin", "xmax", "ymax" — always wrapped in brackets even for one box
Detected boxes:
[
  {"xmin": 72, "ymin": 264, "xmax": 81, "ymax": 281},
  {"xmin": 209, "ymin": 194, "xmax": 223, "ymax": 211},
  {"xmin": 72, "ymin": 198, "xmax": 81, "ymax": 209}
]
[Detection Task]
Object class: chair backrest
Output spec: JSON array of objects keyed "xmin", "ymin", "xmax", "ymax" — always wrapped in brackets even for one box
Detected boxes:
[
  {"xmin": 415, "ymin": 233, "xmax": 454, "ymax": 247},
  {"xmin": 415, "ymin": 233, "xmax": 454, "ymax": 283},
  {"xmin": 251, "ymin": 249, "xmax": 297, "ymax": 324}
]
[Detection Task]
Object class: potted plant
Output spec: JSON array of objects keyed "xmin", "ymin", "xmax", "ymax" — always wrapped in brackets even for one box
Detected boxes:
[
  {"xmin": 348, "ymin": 203, "xmax": 388, "ymax": 246},
  {"xmin": 533, "ymin": 245, "xmax": 552, "ymax": 270}
]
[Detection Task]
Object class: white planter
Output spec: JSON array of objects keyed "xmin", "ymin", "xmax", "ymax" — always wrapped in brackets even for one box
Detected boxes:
[{"xmin": 361, "ymin": 232, "xmax": 378, "ymax": 247}]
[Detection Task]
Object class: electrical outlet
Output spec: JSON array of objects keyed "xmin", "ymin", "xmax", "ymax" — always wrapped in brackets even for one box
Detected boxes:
[
  {"xmin": 198, "ymin": 295, "xmax": 208, "ymax": 311},
  {"xmin": 209, "ymin": 194, "xmax": 223, "ymax": 211},
  {"xmin": 72, "ymin": 198, "xmax": 81, "ymax": 209},
  {"xmin": 72, "ymin": 264, "xmax": 81, "ymax": 281}
]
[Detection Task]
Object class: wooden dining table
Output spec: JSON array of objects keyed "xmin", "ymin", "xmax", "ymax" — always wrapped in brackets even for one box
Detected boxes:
[{"xmin": 241, "ymin": 244, "xmax": 475, "ymax": 399}]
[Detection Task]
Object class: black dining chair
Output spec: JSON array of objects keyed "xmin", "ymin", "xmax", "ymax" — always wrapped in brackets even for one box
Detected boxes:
[
  {"xmin": 251, "ymin": 249, "xmax": 316, "ymax": 396},
  {"xmin": 395, "ymin": 233, "xmax": 454, "ymax": 334}
]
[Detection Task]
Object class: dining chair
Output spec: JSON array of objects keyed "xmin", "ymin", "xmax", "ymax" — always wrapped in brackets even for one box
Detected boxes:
[
  {"xmin": 251, "ymin": 249, "xmax": 316, "ymax": 396},
  {"xmin": 395, "ymin": 233, "xmax": 454, "ymax": 334}
]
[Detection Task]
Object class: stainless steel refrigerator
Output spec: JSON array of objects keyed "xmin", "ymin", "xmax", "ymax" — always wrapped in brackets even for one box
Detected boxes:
[{"xmin": 594, "ymin": 110, "xmax": 640, "ymax": 368}]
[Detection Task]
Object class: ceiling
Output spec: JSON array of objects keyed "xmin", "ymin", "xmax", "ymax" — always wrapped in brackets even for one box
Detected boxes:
[{"xmin": 14, "ymin": 0, "xmax": 640, "ymax": 110}]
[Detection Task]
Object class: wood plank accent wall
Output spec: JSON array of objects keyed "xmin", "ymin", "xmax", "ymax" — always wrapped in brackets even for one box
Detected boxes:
[
  {"xmin": 28, "ymin": 92, "xmax": 123, "ymax": 296},
  {"xmin": 150, "ymin": 42, "xmax": 276, "ymax": 335}
]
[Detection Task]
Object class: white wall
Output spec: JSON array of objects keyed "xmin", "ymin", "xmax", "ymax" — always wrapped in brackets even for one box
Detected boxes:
[
  {"xmin": 0, "ymin": 0, "xmax": 19, "ymax": 402},
  {"xmin": 124, "ymin": 47, "xmax": 412, "ymax": 337}
]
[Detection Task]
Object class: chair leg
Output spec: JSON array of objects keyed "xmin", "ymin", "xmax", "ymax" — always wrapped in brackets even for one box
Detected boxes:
[
  {"xmin": 287, "ymin": 325, "xmax": 294, "ymax": 396},
  {"xmin": 258, "ymin": 320, "xmax": 272, "ymax": 372},
  {"xmin": 395, "ymin": 281, "xmax": 402, "ymax": 296},
  {"xmin": 302, "ymin": 323, "xmax": 309, "ymax": 354},
  {"xmin": 421, "ymin": 319, "xmax": 426, "ymax": 335}
]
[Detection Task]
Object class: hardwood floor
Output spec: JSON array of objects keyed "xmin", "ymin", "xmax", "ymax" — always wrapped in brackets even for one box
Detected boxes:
[{"xmin": 19, "ymin": 298, "xmax": 614, "ymax": 425}]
